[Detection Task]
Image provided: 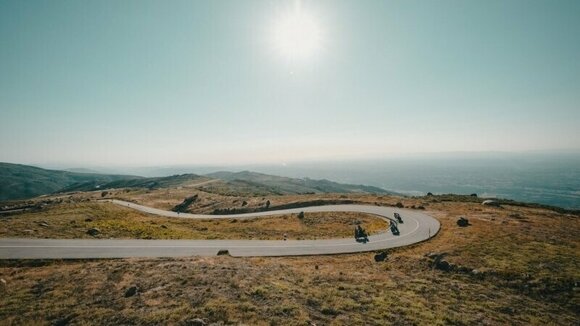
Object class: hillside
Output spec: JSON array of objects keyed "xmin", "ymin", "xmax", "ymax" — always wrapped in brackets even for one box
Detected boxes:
[
  {"xmin": 0, "ymin": 192, "xmax": 578, "ymax": 325},
  {"xmin": 0, "ymin": 163, "xmax": 139, "ymax": 201},
  {"xmin": 206, "ymin": 171, "xmax": 394, "ymax": 195},
  {"xmin": 58, "ymin": 173, "xmax": 210, "ymax": 193}
]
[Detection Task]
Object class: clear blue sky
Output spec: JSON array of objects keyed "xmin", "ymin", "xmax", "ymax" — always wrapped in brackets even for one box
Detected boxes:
[{"xmin": 1, "ymin": 0, "xmax": 579, "ymax": 166}]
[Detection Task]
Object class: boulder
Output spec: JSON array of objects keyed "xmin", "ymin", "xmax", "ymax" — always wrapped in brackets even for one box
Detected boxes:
[
  {"xmin": 457, "ymin": 217, "xmax": 469, "ymax": 227},
  {"xmin": 124, "ymin": 286, "xmax": 138, "ymax": 298},
  {"xmin": 374, "ymin": 252, "xmax": 388, "ymax": 262},
  {"xmin": 435, "ymin": 260, "xmax": 451, "ymax": 272},
  {"xmin": 217, "ymin": 249, "xmax": 230, "ymax": 256},
  {"xmin": 86, "ymin": 228, "xmax": 100, "ymax": 236}
]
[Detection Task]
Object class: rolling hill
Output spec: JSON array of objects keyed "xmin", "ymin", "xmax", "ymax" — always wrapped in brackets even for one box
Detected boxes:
[
  {"xmin": 206, "ymin": 170, "xmax": 395, "ymax": 195},
  {"xmin": 0, "ymin": 162, "xmax": 139, "ymax": 201},
  {"xmin": 58, "ymin": 173, "xmax": 209, "ymax": 193}
]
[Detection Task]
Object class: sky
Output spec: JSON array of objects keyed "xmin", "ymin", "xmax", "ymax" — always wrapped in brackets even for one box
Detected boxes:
[{"xmin": 1, "ymin": 0, "xmax": 579, "ymax": 166}]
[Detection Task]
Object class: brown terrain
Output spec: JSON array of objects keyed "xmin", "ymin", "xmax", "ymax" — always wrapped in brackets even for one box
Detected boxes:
[{"xmin": 0, "ymin": 185, "xmax": 578, "ymax": 325}]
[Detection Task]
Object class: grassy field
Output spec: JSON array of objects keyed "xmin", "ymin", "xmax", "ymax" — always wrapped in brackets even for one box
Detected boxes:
[
  {"xmin": 0, "ymin": 193, "xmax": 578, "ymax": 325},
  {"xmin": 0, "ymin": 202, "xmax": 388, "ymax": 240}
]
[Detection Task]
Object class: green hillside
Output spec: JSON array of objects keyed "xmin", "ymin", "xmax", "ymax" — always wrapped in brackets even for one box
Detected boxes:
[
  {"xmin": 58, "ymin": 173, "xmax": 208, "ymax": 192},
  {"xmin": 0, "ymin": 162, "xmax": 139, "ymax": 201},
  {"xmin": 206, "ymin": 170, "xmax": 395, "ymax": 195}
]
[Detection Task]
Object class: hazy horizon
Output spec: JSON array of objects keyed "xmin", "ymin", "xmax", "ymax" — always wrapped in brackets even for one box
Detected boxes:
[
  {"xmin": 5, "ymin": 150, "xmax": 577, "ymax": 209},
  {"xmin": 1, "ymin": 0, "xmax": 579, "ymax": 166}
]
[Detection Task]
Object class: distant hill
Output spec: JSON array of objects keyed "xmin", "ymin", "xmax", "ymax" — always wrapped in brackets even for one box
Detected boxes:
[
  {"xmin": 59, "ymin": 173, "xmax": 209, "ymax": 193},
  {"xmin": 0, "ymin": 162, "xmax": 139, "ymax": 201},
  {"xmin": 0, "ymin": 163, "xmax": 396, "ymax": 201},
  {"xmin": 64, "ymin": 168, "xmax": 102, "ymax": 174},
  {"xmin": 206, "ymin": 170, "xmax": 395, "ymax": 195}
]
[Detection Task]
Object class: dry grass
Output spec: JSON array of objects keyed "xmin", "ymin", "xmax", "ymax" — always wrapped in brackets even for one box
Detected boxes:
[
  {"xmin": 0, "ymin": 194, "xmax": 578, "ymax": 325},
  {"xmin": 0, "ymin": 202, "xmax": 387, "ymax": 240}
]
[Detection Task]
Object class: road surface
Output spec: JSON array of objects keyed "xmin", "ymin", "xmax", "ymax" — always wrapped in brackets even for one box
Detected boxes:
[{"xmin": 0, "ymin": 200, "xmax": 440, "ymax": 259}]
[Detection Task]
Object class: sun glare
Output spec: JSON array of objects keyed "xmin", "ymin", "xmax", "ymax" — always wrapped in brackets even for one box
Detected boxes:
[{"xmin": 271, "ymin": 3, "xmax": 323, "ymax": 61}]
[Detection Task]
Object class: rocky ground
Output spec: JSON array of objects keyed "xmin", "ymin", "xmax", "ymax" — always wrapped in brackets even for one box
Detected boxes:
[{"xmin": 0, "ymin": 192, "xmax": 579, "ymax": 325}]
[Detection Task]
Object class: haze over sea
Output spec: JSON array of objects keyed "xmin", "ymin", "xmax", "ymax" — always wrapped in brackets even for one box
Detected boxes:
[{"xmin": 63, "ymin": 152, "xmax": 580, "ymax": 210}]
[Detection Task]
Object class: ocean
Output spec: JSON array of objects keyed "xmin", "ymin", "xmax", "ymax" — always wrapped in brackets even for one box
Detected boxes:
[{"xmin": 237, "ymin": 152, "xmax": 580, "ymax": 210}]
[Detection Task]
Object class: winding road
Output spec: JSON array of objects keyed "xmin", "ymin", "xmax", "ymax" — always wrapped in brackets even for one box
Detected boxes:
[{"xmin": 0, "ymin": 200, "xmax": 440, "ymax": 259}]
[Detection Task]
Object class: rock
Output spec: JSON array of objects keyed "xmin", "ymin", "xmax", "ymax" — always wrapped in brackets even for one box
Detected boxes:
[
  {"xmin": 53, "ymin": 315, "xmax": 74, "ymax": 326},
  {"xmin": 181, "ymin": 318, "xmax": 206, "ymax": 326},
  {"xmin": 38, "ymin": 221, "xmax": 49, "ymax": 227},
  {"xmin": 457, "ymin": 217, "xmax": 469, "ymax": 227},
  {"xmin": 436, "ymin": 260, "xmax": 451, "ymax": 272},
  {"xmin": 482, "ymin": 200, "xmax": 500, "ymax": 207},
  {"xmin": 457, "ymin": 265, "xmax": 472, "ymax": 273},
  {"xmin": 124, "ymin": 286, "xmax": 138, "ymax": 298},
  {"xmin": 0, "ymin": 278, "xmax": 6, "ymax": 292},
  {"xmin": 425, "ymin": 252, "xmax": 447, "ymax": 260},
  {"xmin": 498, "ymin": 306, "xmax": 516, "ymax": 315},
  {"xmin": 374, "ymin": 252, "xmax": 388, "ymax": 262},
  {"xmin": 23, "ymin": 229, "xmax": 35, "ymax": 234},
  {"xmin": 241, "ymin": 201, "xmax": 247, "ymax": 206},
  {"xmin": 86, "ymin": 228, "xmax": 100, "ymax": 236},
  {"xmin": 217, "ymin": 249, "xmax": 230, "ymax": 256}
]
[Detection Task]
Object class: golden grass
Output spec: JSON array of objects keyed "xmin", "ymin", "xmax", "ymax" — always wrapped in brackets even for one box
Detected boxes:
[
  {"xmin": 0, "ymin": 194, "xmax": 578, "ymax": 325},
  {"xmin": 0, "ymin": 202, "xmax": 388, "ymax": 240}
]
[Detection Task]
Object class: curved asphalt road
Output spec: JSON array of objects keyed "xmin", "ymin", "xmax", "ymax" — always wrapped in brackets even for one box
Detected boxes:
[{"xmin": 0, "ymin": 200, "xmax": 440, "ymax": 259}]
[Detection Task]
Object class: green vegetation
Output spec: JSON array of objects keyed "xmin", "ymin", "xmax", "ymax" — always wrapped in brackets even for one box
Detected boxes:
[
  {"xmin": 0, "ymin": 162, "xmax": 138, "ymax": 201},
  {"xmin": 58, "ymin": 173, "xmax": 209, "ymax": 193},
  {"xmin": 205, "ymin": 171, "xmax": 394, "ymax": 195}
]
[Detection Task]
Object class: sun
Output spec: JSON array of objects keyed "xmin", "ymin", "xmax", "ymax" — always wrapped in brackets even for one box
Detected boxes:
[{"xmin": 271, "ymin": 3, "xmax": 323, "ymax": 61}]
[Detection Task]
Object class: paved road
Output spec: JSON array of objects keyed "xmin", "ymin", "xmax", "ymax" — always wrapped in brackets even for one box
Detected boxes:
[{"xmin": 0, "ymin": 200, "xmax": 440, "ymax": 259}]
